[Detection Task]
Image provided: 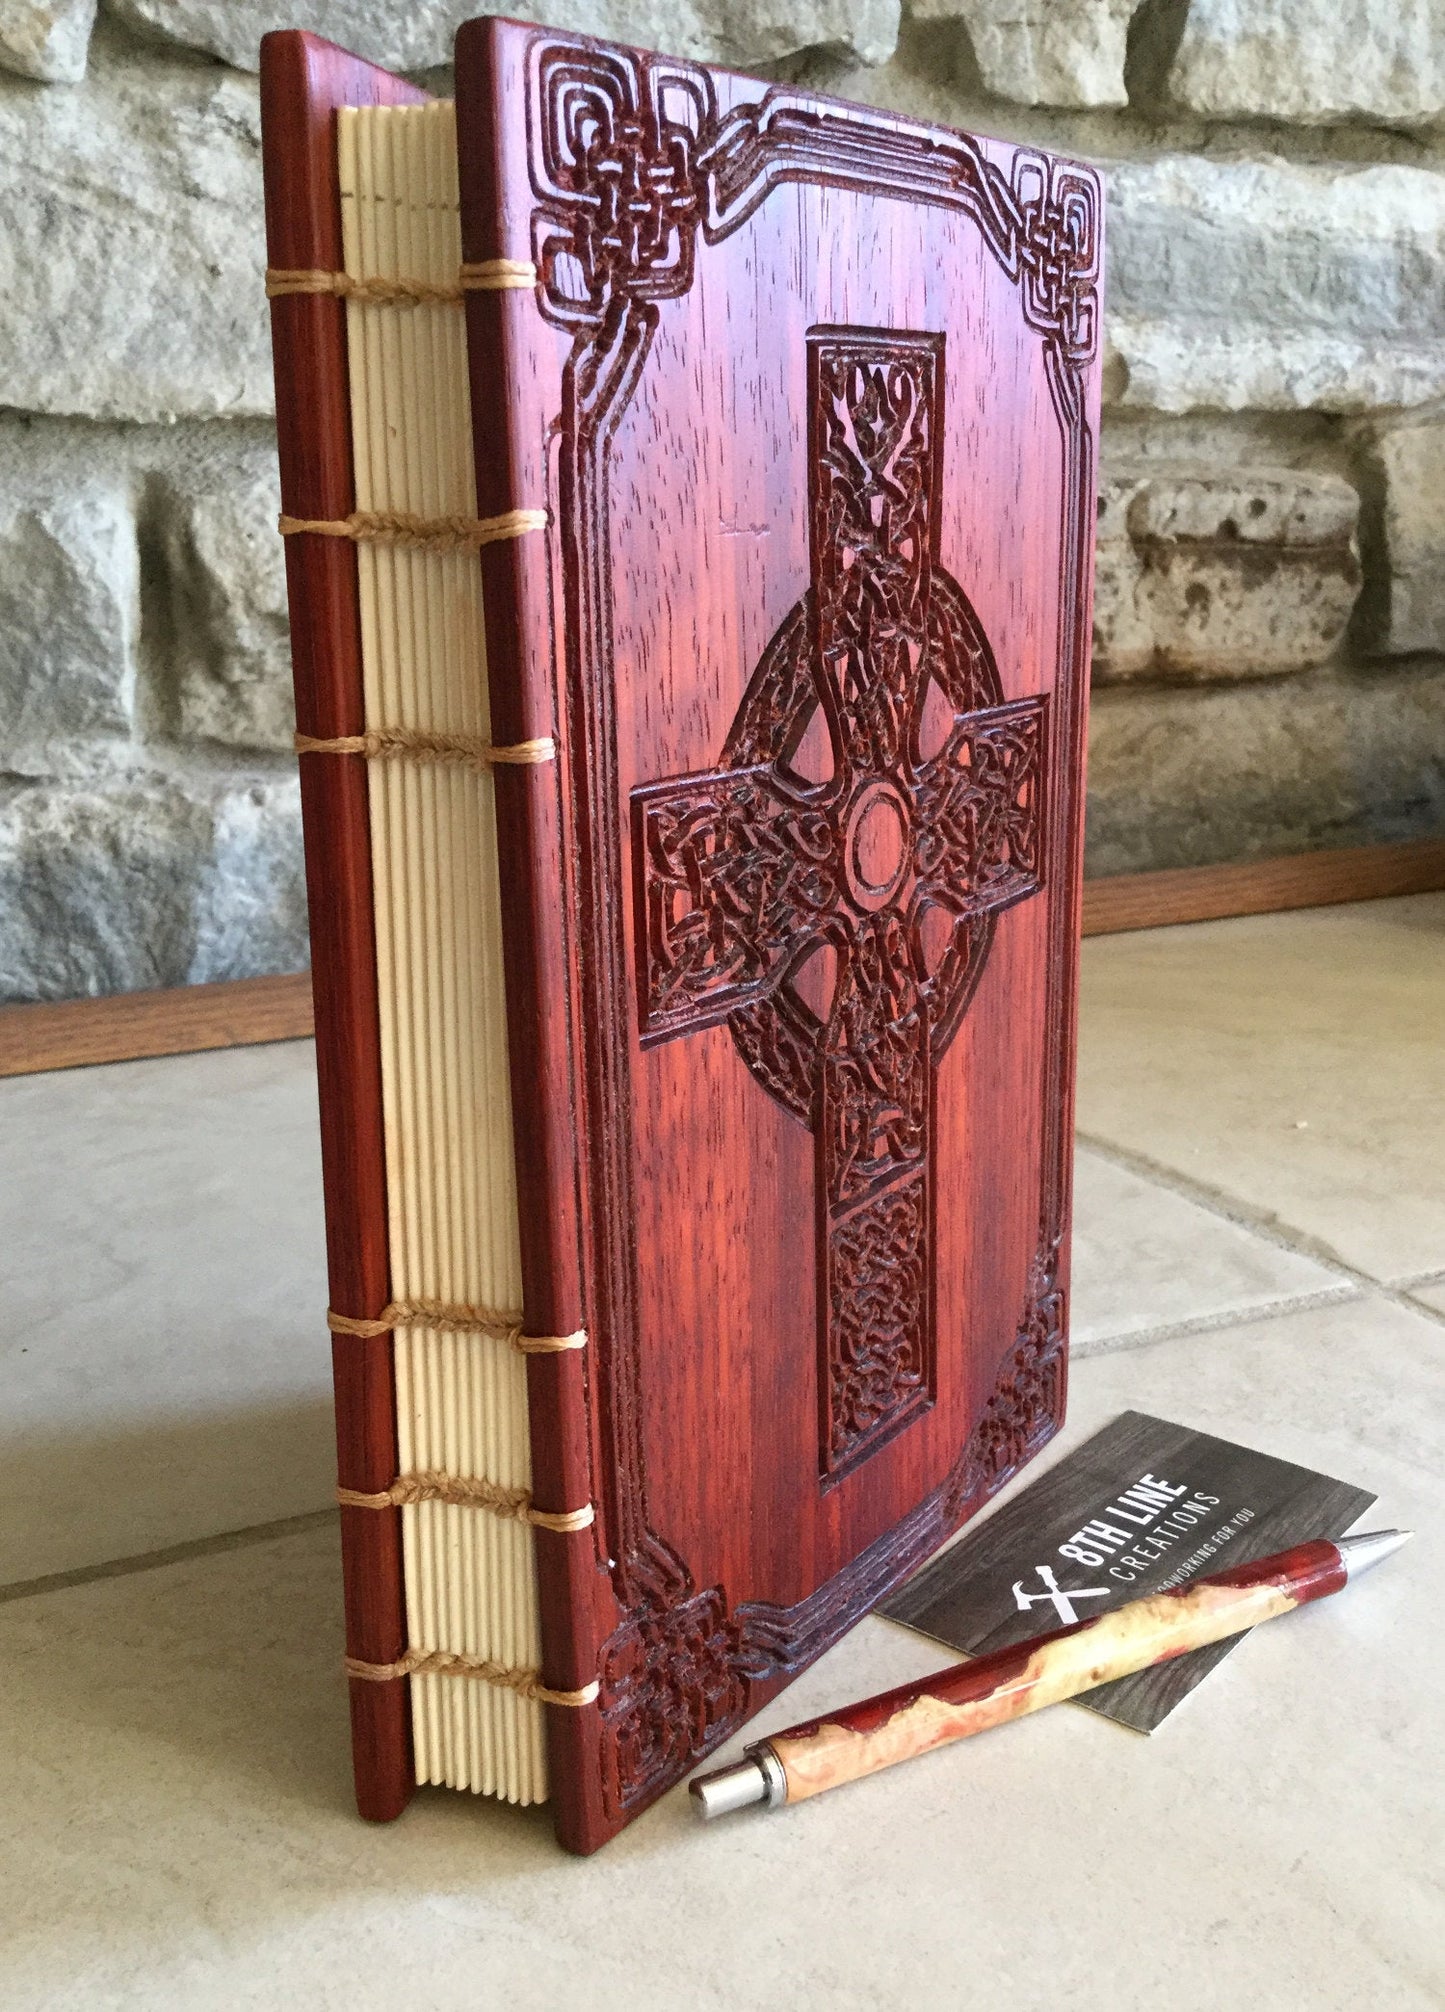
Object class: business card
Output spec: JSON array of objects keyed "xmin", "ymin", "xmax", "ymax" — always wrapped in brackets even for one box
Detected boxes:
[{"xmin": 880, "ymin": 1410, "xmax": 1375, "ymax": 1731}]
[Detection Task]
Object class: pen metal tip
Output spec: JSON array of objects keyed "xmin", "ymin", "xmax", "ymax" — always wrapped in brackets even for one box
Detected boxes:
[
  {"xmin": 1336, "ymin": 1528, "xmax": 1412, "ymax": 1579},
  {"xmin": 690, "ymin": 1756, "xmax": 771, "ymax": 1820}
]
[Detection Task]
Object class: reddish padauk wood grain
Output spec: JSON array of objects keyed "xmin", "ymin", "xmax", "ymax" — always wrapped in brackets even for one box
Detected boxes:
[{"xmin": 259, "ymin": 30, "xmax": 428, "ymax": 1825}]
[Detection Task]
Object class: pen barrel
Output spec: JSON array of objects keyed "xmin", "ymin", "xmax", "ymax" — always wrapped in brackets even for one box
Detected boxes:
[{"xmin": 768, "ymin": 1538, "xmax": 1346, "ymax": 1804}]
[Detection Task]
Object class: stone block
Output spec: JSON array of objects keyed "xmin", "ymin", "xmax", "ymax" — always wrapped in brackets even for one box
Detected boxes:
[
  {"xmin": 192, "ymin": 779, "xmax": 308, "ymax": 982},
  {"xmin": 0, "ymin": 477, "xmax": 138, "ymax": 747},
  {"xmin": 0, "ymin": 0, "xmax": 96, "ymax": 81},
  {"xmin": 0, "ymin": 38, "xmax": 271, "ymax": 421},
  {"xmin": 149, "ymin": 438, "xmax": 293, "ymax": 753},
  {"xmin": 0, "ymin": 774, "xmax": 305, "ymax": 1001},
  {"xmin": 906, "ymin": 0, "xmax": 1135, "ymax": 108},
  {"xmin": 1093, "ymin": 466, "xmax": 1362, "ymax": 683},
  {"xmin": 1085, "ymin": 665, "xmax": 1445, "ymax": 874},
  {"xmin": 108, "ymin": 0, "xmax": 900, "ymax": 74},
  {"xmin": 1169, "ymin": 0, "xmax": 1445, "ymax": 128},
  {"xmin": 1091, "ymin": 473, "xmax": 1155, "ymax": 681},
  {"xmin": 1108, "ymin": 155, "xmax": 1445, "ymax": 414},
  {"xmin": 1372, "ymin": 420, "xmax": 1445, "ymax": 657}
]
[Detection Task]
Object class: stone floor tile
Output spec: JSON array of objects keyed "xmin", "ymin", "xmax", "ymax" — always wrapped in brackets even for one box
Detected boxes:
[
  {"xmin": 0, "ymin": 1293, "xmax": 1437, "ymax": 2012},
  {"xmin": 0, "ymin": 1042, "xmax": 332, "ymax": 1585},
  {"xmin": 1405, "ymin": 1274, "xmax": 1445, "ymax": 1317},
  {"xmin": 1070, "ymin": 1142, "xmax": 1347, "ymax": 1352},
  {"xmin": 1077, "ymin": 893, "xmax": 1445, "ymax": 1286}
]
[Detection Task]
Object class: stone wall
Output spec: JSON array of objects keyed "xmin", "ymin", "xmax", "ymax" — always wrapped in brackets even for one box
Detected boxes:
[{"xmin": 3, "ymin": 2, "xmax": 1444, "ymax": 999}]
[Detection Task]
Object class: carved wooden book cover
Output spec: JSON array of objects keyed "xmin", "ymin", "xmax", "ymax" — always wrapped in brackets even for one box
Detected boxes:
[{"xmin": 262, "ymin": 16, "xmax": 1102, "ymax": 1856}]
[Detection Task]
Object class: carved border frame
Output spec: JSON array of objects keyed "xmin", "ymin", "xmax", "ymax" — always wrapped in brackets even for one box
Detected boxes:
[{"xmin": 524, "ymin": 31, "xmax": 1101, "ymax": 1816}]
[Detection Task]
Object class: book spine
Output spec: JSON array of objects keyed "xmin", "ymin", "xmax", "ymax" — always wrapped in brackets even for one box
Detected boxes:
[
  {"xmin": 454, "ymin": 18, "xmax": 611, "ymax": 1856},
  {"xmin": 258, "ymin": 32, "xmax": 428, "ymax": 1824}
]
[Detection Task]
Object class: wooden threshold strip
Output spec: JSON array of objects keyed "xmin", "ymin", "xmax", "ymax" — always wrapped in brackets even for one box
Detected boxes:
[
  {"xmin": 1082, "ymin": 834, "xmax": 1445, "ymax": 937},
  {"xmin": 0, "ymin": 971, "xmax": 315, "ymax": 1079},
  {"xmin": 1, "ymin": 838, "xmax": 1441, "ymax": 1079}
]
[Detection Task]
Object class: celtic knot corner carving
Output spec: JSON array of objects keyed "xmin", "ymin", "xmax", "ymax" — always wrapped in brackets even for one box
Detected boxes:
[
  {"xmin": 528, "ymin": 38, "xmax": 715, "ymax": 330},
  {"xmin": 598, "ymin": 1577, "xmax": 747, "ymax": 1813},
  {"xmin": 1009, "ymin": 154, "xmax": 1100, "ymax": 372}
]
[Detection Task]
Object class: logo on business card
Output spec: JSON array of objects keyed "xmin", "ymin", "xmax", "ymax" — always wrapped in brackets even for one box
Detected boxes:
[{"xmin": 1011, "ymin": 1564, "xmax": 1110, "ymax": 1625}]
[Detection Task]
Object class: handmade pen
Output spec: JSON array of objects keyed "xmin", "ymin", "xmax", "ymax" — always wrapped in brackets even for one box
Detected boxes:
[{"xmin": 691, "ymin": 1529, "xmax": 1410, "ymax": 1820}]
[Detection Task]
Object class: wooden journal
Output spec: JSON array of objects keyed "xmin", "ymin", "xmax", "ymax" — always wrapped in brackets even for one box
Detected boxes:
[{"xmin": 260, "ymin": 15, "xmax": 1103, "ymax": 1855}]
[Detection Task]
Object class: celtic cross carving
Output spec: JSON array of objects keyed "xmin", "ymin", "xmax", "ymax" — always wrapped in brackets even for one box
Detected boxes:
[{"xmin": 633, "ymin": 331, "xmax": 1048, "ymax": 1475}]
